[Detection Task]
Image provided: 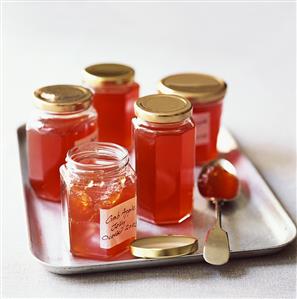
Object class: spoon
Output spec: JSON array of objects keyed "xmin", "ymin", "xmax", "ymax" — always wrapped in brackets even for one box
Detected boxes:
[{"xmin": 198, "ymin": 159, "xmax": 239, "ymax": 265}]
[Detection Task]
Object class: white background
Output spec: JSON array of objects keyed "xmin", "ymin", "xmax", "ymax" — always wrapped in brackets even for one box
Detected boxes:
[{"xmin": 2, "ymin": 2, "xmax": 296, "ymax": 298}]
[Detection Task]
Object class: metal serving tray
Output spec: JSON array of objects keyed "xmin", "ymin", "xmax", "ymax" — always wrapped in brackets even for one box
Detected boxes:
[{"xmin": 17, "ymin": 125, "xmax": 296, "ymax": 274}]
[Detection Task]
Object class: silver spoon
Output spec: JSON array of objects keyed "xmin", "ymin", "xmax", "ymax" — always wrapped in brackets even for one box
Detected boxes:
[{"xmin": 198, "ymin": 159, "xmax": 239, "ymax": 266}]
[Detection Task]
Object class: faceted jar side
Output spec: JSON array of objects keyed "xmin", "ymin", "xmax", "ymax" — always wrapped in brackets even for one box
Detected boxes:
[
  {"xmin": 133, "ymin": 118, "xmax": 195, "ymax": 225},
  {"xmin": 91, "ymin": 83, "xmax": 139, "ymax": 151}
]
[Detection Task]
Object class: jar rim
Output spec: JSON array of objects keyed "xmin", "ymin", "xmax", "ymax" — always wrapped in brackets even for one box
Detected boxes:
[{"xmin": 66, "ymin": 142, "xmax": 129, "ymax": 174}]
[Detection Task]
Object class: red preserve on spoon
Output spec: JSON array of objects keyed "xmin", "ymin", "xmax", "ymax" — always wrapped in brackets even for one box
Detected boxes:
[{"xmin": 198, "ymin": 159, "xmax": 239, "ymax": 200}]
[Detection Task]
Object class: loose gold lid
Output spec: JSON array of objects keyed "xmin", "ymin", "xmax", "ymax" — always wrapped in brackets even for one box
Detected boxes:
[
  {"xmin": 134, "ymin": 94, "xmax": 192, "ymax": 123},
  {"xmin": 34, "ymin": 85, "xmax": 93, "ymax": 113},
  {"xmin": 83, "ymin": 63, "xmax": 135, "ymax": 88},
  {"xmin": 130, "ymin": 236, "xmax": 198, "ymax": 259},
  {"xmin": 158, "ymin": 73, "xmax": 227, "ymax": 104}
]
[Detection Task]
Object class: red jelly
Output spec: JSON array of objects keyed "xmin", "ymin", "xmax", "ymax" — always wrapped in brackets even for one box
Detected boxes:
[
  {"xmin": 133, "ymin": 94, "xmax": 196, "ymax": 224},
  {"xmin": 198, "ymin": 159, "xmax": 239, "ymax": 200},
  {"xmin": 60, "ymin": 142, "xmax": 137, "ymax": 260},
  {"xmin": 26, "ymin": 85, "xmax": 98, "ymax": 202},
  {"xmin": 83, "ymin": 63, "xmax": 139, "ymax": 151},
  {"xmin": 158, "ymin": 73, "xmax": 227, "ymax": 165}
]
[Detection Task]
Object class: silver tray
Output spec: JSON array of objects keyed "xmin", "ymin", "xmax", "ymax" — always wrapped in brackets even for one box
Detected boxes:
[{"xmin": 17, "ymin": 125, "xmax": 296, "ymax": 274}]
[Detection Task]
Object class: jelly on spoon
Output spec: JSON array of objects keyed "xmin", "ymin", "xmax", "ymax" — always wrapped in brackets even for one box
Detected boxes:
[{"xmin": 198, "ymin": 159, "xmax": 239, "ymax": 265}]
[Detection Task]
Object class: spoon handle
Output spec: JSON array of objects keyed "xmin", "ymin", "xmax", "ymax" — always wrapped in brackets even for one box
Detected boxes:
[
  {"xmin": 215, "ymin": 200, "xmax": 222, "ymax": 227},
  {"xmin": 203, "ymin": 200, "xmax": 230, "ymax": 265}
]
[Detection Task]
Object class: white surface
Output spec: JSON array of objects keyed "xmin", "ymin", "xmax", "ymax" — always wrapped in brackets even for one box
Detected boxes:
[{"xmin": 2, "ymin": 2, "xmax": 296, "ymax": 298}]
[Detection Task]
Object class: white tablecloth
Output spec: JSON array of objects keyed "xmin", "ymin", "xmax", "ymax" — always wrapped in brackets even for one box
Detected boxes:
[{"xmin": 2, "ymin": 3, "xmax": 296, "ymax": 298}]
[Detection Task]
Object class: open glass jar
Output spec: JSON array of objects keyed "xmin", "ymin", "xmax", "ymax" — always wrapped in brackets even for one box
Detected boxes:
[
  {"xmin": 158, "ymin": 73, "xmax": 227, "ymax": 165},
  {"xmin": 83, "ymin": 63, "xmax": 139, "ymax": 151},
  {"xmin": 60, "ymin": 142, "xmax": 137, "ymax": 260},
  {"xmin": 26, "ymin": 85, "xmax": 98, "ymax": 202}
]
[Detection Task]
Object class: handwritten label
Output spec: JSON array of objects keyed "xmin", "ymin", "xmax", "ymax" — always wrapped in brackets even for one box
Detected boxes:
[
  {"xmin": 75, "ymin": 130, "xmax": 98, "ymax": 146},
  {"xmin": 100, "ymin": 197, "xmax": 137, "ymax": 249},
  {"xmin": 193, "ymin": 112, "xmax": 210, "ymax": 145}
]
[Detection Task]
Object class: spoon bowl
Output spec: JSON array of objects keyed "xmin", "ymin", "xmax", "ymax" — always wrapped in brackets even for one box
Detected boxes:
[{"xmin": 198, "ymin": 158, "xmax": 239, "ymax": 201}]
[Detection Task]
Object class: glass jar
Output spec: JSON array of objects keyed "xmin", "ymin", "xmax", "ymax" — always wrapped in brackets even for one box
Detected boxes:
[
  {"xmin": 133, "ymin": 94, "xmax": 195, "ymax": 225},
  {"xmin": 60, "ymin": 142, "xmax": 137, "ymax": 260},
  {"xmin": 158, "ymin": 73, "xmax": 227, "ymax": 165},
  {"xmin": 26, "ymin": 85, "xmax": 98, "ymax": 202},
  {"xmin": 83, "ymin": 63, "xmax": 140, "ymax": 151}
]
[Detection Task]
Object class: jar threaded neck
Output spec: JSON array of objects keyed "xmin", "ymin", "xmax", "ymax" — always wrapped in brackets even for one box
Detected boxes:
[{"xmin": 66, "ymin": 142, "xmax": 129, "ymax": 175}]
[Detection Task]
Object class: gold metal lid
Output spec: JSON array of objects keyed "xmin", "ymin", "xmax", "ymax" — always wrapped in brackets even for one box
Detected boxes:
[
  {"xmin": 34, "ymin": 85, "xmax": 92, "ymax": 113},
  {"xmin": 158, "ymin": 73, "xmax": 227, "ymax": 104},
  {"xmin": 130, "ymin": 235, "xmax": 198, "ymax": 259},
  {"xmin": 134, "ymin": 94, "xmax": 192, "ymax": 123},
  {"xmin": 83, "ymin": 63, "xmax": 135, "ymax": 88}
]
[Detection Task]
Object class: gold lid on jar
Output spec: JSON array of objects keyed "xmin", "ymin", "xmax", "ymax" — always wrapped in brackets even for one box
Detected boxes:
[
  {"xmin": 158, "ymin": 73, "xmax": 227, "ymax": 104},
  {"xmin": 134, "ymin": 94, "xmax": 192, "ymax": 123},
  {"xmin": 83, "ymin": 63, "xmax": 135, "ymax": 88},
  {"xmin": 34, "ymin": 85, "xmax": 92, "ymax": 113}
]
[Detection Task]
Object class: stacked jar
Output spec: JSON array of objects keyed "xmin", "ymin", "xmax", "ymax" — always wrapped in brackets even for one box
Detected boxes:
[
  {"xmin": 133, "ymin": 94, "xmax": 196, "ymax": 225},
  {"xmin": 158, "ymin": 73, "xmax": 227, "ymax": 165},
  {"xmin": 26, "ymin": 85, "xmax": 98, "ymax": 202},
  {"xmin": 83, "ymin": 63, "xmax": 139, "ymax": 151}
]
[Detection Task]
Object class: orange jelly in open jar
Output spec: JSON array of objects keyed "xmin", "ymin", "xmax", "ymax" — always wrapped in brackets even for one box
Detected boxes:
[
  {"xmin": 133, "ymin": 94, "xmax": 195, "ymax": 225},
  {"xmin": 26, "ymin": 85, "xmax": 98, "ymax": 202},
  {"xmin": 159, "ymin": 73, "xmax": 227, "ymax": 165},
  {"xmin": 60, "ymin": 142, "xmax": 137, "ymax": 260},
  {"xmin": 83, "ymin": 63, "xmax": 139, "ymax": 151}
]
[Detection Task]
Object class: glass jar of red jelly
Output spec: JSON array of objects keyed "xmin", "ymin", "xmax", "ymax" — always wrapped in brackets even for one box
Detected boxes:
[
  {"xmin": 60, "ymin": 142, "xmax": 137, "ymax": 260},
  {"xmin": 83, "ymin": 63, "xmax": 139, "ymax": 152},
  {"xmin": 133, "ymin": 94, "xmax": 196, "ymax": 225},
  {"xmin": 158, "ymin": 73, "xmax": 227, "ymax": 165},
  {"xmin": 26, "ymin": 85, "xmax": 98, "ymax": 202}
]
